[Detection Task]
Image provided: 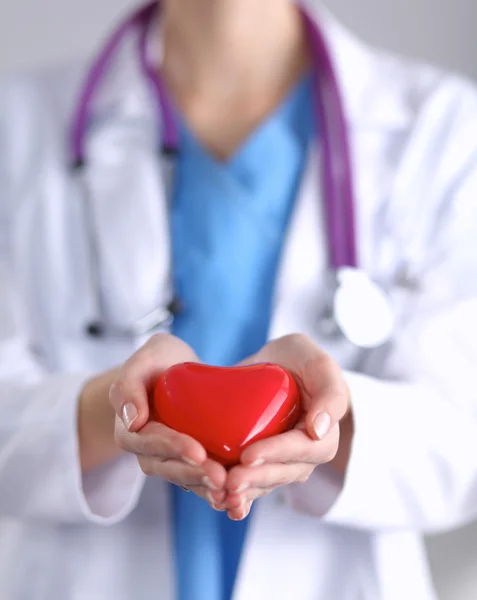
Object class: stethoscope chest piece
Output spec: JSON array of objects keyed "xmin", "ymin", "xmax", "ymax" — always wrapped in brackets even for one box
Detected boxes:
[{"xmin": 333, "ymin": 268, "xmax": 394, "ymax": 349}]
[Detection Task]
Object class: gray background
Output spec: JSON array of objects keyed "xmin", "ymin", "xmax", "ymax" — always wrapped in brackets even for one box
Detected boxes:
[
  {"xmin": 0, "ymin": 1, "xmax": 476, "ymax": 599},
  {"xmin": 0, "ymin": 0, "xmax": 476, "ymax": 80}
]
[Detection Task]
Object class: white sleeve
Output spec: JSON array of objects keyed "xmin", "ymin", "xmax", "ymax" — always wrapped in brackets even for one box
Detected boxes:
[
  {"xmin": 0, "ymin": 261, "xmax": 146, "ymax": 525},
  {"xmin": 0, "ymin": 86, "xmax": 146, "ymax": 524},
  {"xmin": 285, "ymin": 79, "xmax": 477, "ymax": 533}
]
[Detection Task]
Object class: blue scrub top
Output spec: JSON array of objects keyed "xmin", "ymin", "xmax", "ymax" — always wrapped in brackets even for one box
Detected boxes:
[{"xmin": 170, "ymin": 73, "xmax": 313, "ymax": 600}]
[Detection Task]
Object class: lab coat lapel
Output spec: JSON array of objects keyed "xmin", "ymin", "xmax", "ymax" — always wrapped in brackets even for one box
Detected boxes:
[
  {"xmin": 80, "ymin": 0, "xmax": 408, "ymax": 338},
  {"xmin": 267, "ymin": 146, "xmax": 372, "ymax": 369},
  {"xmin": 269, "ymin": 1, "xmax": 414, "ymax": 362},
  {"xmin": 232, "ymin": 494, "xmax": 323, "ymax": 600},
  {"xmin": 268, "ymin": 143, "xmax": 327, "ymax": 341},
  {"xmin": 301, "ymin": 0, "xmax": 411, "ymax": 129},
  {"xmin": 83, "ymin": 29, "xmax": 173, "ymax": 328}
]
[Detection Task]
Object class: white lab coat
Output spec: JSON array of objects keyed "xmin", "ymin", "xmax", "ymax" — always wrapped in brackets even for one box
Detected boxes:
[{"xmin": 1, "ymin": 2, "xmax": 477, "ymax": 599}]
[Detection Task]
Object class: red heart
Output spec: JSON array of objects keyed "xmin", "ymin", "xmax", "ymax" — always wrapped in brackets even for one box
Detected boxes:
[{"xmin": 152, "ymin": 362, "xmax": 301, "ymax": 467}]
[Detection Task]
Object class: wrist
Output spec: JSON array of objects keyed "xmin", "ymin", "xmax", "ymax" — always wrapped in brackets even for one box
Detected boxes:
[{"xmin": 78, "ymin": 369, "xmax": 122, "ymax": 473}]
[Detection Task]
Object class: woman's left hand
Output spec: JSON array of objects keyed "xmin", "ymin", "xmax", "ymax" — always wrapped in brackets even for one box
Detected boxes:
[{"xmin": 222, "ymin": 334, "xmax": 351, "ymax": 520}]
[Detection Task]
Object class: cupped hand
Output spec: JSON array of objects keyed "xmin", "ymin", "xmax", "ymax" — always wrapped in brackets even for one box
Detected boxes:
[
  {"xmin": 109, "ymin": 334, "xmax": 228, "ymax": 508},
  {"xmin": 222, "ymin": 334, "xmax": 351, "ymax": 520}
]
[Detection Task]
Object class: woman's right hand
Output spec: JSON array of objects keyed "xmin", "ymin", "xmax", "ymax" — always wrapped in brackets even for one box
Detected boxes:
[{"xmin": 109, "ymin": 334, "xmax": 228, "ymax": 509}]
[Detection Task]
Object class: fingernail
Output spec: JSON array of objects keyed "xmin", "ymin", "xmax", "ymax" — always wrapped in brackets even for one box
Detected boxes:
[
  {"xmin": 207, "ymin": 493, "xmax": 225, "ymax": 511},
  {"xmin": 182, "ymin": 457, "xmax": 199, "ymax": 467},
  {"xmin": 202, "ymin": 476, "xmax": 220, "ymax": 491},
  {"xmin": 232, "ymin": 483, "xmax": 249, "ymax": 494},
  {"xmin": 249, "ymin": 458, "xmax": 265, "ymax": 467},
  {"xmin": 229, "ymin": 513, "xmax": 244, "ymax": 521},
  {"xmin": 229, "ymin": 505, "xmax": 248, "ymax": 521},
  {"xmin": 313, "ymin": 411, "xmax": 331, "ymax": 439},
  {"xmin": 121, "ymin": 403, "xmax": 138, "ymax": 431}
]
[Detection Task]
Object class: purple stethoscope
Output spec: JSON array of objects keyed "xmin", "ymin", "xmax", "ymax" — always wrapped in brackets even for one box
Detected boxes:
[{"xmin": 71, "ymin": 1, "xmax": 394, "ymax": 349}]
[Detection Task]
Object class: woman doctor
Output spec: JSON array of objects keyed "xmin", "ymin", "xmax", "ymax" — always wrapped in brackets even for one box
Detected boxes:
[{"xmin": 1, "ymin": 0, "xmax": 477, "ymax": 599}]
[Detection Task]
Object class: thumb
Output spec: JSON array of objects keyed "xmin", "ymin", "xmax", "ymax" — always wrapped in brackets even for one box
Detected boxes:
[
  {"xmin": 235, "ymin": 353, "xmax": 259, "ymax": 367},
  {"xmin": 109, "ymin": 334, "xmax": 201, "ymax": 433},
  {"xmin": 109, "ymin": 372, "xmax": 151, "ymax": 434},
  {"xmin": 304, "ymin": 360, "xmax": 350, "ymax": 442}
]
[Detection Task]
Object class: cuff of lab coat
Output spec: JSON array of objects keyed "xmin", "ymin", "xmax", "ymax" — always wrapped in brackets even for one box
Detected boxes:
[
  {"xmin": 67, "ymin": 377, "xmax": 146, "ymax": 525},
  {"xmin": 79, "ymin": 455, "xmax": 146, "ymax": 523},
  {"xmin": 15, "ymin": 374, "xmax": 145, "ymax": 525},
  {"xmin": 283, "ymin": 370, "xmax": 385, "ymax": 522},
  {"xmin": 285, "ymin": 367, "xmax": 477, "ymax": 530},
  {"xmin": 283, "ymin": 464, "xmax": 345, "ymax": 517},
  {"xmin": 320, "ymin": 370, "xmax": 383, "ymax": 526}
]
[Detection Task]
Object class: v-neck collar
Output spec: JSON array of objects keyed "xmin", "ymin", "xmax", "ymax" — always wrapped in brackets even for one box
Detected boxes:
[{"xmin": 176, "ymin": 71, "xmax": 314, "ymax": 192}]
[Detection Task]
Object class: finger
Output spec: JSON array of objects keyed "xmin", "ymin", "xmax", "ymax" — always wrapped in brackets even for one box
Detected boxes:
[
  {"xmin": 227, "ymin": 500, "xmax": 253, "ymax": 522},
  {"xmin": 137, "ymin": 456, "xmax": 204, "ymax": 485},
  {"xmin": 169, "ymin": 481, "xmax": 228, "ymax": 511},
  {"xmin": 224, "ymin": 487, "xmax": 271, "ymax": 511},
  {"xmin": 205, "ymin": 488, "xmax": 228, "ymax": 507},
  {"xmin": 240, "ymin": 425, "xmax": 340, "ymax": 466},
  {"xmin": 237, "ymin": 333, "xmax": 316, "ymax": 374},
  {"xmin": 109, "ymin": 334, "xmax": 199, "ymax": 432},
  {"xmin": 224, "ymin": 462, "xmax": 317, "ymax": 510},
  {"xmin": 161, "ymin": 483, "xmax": 227, "ymax": 510},
  {"xmin": 238, "ymin": 335, "xmax": 349, "ymax": 440},
  {"xmin": 137, "ymin": 457, "xmax": 227, "ymax": 490},
  {"xmin": 200, "ymin": 458, "xmax": 229, "ymax": 491},
  {"xmin": 186, "ymin": 486, "xmax": 228, "ymax": 508},
  {"xmin": 115, "ymin": 418, "xmax": 208, "ymax": 466},
  {"xmin": 300, "ymin": 355, "xmax": 349, "ymax": 441},
  {"xmin": 226, "ymin": 462, "xmax": 315, "ymax": 494}
]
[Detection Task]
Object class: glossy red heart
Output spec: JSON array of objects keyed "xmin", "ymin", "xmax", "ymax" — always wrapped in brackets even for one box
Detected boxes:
[{"xmin": 152, "ymin": 362, "xmax": 301, "ymax": 467}]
